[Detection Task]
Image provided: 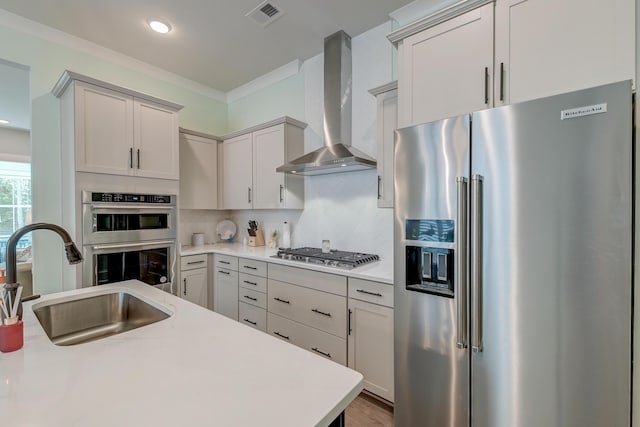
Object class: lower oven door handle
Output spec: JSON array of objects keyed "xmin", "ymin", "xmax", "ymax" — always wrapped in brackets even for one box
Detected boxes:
[{"xmin": 91, "ymin": 240, "xmax": 175, "ymax": 251}]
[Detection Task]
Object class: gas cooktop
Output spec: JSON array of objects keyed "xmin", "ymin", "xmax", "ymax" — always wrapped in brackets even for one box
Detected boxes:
[{"xmin": 272, "ymin": 247, "xmax": 380, "ymax": 269}]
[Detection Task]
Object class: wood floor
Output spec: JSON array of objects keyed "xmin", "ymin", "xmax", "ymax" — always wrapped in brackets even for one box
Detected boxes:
[{"xmin": 345, "ymin": 392, "xmax": 394, "ymax": 427}]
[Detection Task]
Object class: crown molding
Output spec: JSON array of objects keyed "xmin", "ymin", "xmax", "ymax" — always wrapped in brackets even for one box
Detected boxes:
[
  {"xmin": 368, "ymin": 81, "xmax": 398, "ymax": 96},
  {"xmin": 388, "ymin": 0, "xmax": 494, "ymax": 45},
  {"xmin": 179, "ymin": 127, "xmax": 222, "ymax": 141},
  {"xmin": 0, "ymin": 9, "xmax": 226, "ymax": 102},
  {"xmin": 226, "ymin": 60, "xmax": 301, "ymax": 103},
  {"xmin": 52, "ymin": 70, "xmax": 184, "ymax": 111},
  {"xmin": 222, "ymin": 116, "xmax": 307, "ymax": 140}
]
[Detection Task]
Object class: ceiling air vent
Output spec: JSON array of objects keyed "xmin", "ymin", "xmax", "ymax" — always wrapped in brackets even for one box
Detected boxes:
[{"xmin": 246, "ymin": 1, "xmax": 284, "ymax": 27}]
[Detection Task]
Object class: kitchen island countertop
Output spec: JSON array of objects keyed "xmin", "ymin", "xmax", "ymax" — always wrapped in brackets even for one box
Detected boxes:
[
  {"xmin": 1, "ymin": 281, "xmax": 363, "ymax": 427},
  {"xmin": 180, "ymin": 243, "xmax": 394, "ymax": 285}
]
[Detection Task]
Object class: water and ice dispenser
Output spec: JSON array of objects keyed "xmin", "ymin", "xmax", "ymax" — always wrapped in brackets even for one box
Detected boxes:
[{"xmin": 405, "ymin": 219, "xmax": 455, "ymax": 298}]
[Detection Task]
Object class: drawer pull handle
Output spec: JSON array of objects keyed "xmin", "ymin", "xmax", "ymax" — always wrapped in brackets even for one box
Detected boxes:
[
  {"xmin": 356, "ymin": 289, "xmax": 383, "ymax": 297},
  {"xmin": 186, "ymin": 260, "xmax": 205, "ymax": 265},
  {"xmin": 311, "ymin": 347, "xmax": 332, "ymax": 358},
  {"xmin": 243, "ymin": 318, "xmax": 257, "ymax": 326},
  {"xmin": 311, "ymin": 308, "xmax": 332, "ymax": 317},
  {"xmin": 274, "ymin": 297, "xmax": 290, "ymax": 304},
  {"xmin": 243, "ymin": 265, "xmax": 257, "ymax": 270},
  {"xmin": 219, "ymin": 260, "xmax": 230, "ymax": 265},
  {"xmin": 218, "ymin": 270, "xmax": 230, "ymax": 275},
  {"xmin": 274, "ymin": 331, "xmax": 290, "ymax": 340},
  {"xmin": 243, "ymin": 295, "xmax": 258, "ymax": 301},
  {"xmin": 244, "ymin": 280, "xmax": 258, "ymax": 286}
]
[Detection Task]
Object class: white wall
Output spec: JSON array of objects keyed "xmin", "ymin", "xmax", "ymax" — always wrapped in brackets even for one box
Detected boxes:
[
  {"xmin": 179, "ymin": 209, "xmax": 232, "ymax": 247},
  {"xmin": 0, "ymin": 127, "xmax": 30, "ymax": 162}
]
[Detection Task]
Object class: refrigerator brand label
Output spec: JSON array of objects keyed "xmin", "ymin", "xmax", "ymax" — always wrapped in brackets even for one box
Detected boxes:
[{"xmin": 561, "ymin": 103, "xmax": 607, "ymax": 120}]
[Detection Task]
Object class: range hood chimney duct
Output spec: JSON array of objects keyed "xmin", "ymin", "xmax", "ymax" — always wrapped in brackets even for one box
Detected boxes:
[{"xmin": 276, "ymin": 30, "xmax": 377, "ymax": 175}]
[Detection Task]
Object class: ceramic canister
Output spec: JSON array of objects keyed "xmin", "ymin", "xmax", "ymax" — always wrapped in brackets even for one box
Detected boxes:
[{"xmin": 191, "ymin": 233, "xmax": 205, "ymax": 246}]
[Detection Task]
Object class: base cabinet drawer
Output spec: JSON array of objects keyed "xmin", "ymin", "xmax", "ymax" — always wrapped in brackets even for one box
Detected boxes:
[
  {"xmin": 267, "ymin": 313, "xmax": 346, "ymax": 365},
  {"xmin": 268, "ymin": 279, "xmax": 346, "ymax": 338},
  {"xmin": 180, "ymin": 254, "xmax": 208, "ymax": 271},
  {"xmin": 239, "ymin": 302, "xmax": 266, "ymax": 332},
  {"xmin": 348, "ymin": 278, "xmax": 393, "ymax": 308},
  {"xmin": 239, "ymin": 273, "xmax": 267, "ymax": 293},
  {"xmin": 239, "ymin": 258, "xmax": 267, "ymax": 277},
  {"xmin": 214, "ymin": 254, "xmax": 238, "ymax": 271},
  {"xmin": 239, "ymin": 287, "xmax": 267, "ymax": 309}
]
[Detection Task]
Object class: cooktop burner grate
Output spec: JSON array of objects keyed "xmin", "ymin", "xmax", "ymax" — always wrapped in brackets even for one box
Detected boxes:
[{"xmin": 273, "ymin": 247, "xmax": 380, "ymax": 269}]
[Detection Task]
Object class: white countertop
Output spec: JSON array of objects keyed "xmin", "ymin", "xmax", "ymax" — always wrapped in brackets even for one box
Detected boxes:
[
  {"xmin": 181, "ymin": 243, "xmax": 394, "ymax": 285},
  {"xmin": 1, "ymin": 281, "xmax": 364, "ymax": 427}
]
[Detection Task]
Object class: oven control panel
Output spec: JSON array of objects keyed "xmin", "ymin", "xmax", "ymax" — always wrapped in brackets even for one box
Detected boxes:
[{"xmin": 89, "ymin": 192, "xmax": 173, "ymax": 204}]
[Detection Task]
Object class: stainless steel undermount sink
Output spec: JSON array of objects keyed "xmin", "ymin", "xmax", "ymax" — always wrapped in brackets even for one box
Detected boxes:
[{"xmin": 33, "ymin": 291, "xmax": 171, "ymax": 346}]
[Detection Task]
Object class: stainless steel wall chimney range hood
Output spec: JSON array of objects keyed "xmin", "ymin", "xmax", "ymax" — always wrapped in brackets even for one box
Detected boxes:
[{"xmin": 276, "ymin": 30, "xmax": 377, "ymax": 175}]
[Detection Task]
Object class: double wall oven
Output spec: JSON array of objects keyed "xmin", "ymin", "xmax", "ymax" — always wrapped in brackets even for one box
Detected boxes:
[{"xmin": 82, "ymin": 191, "xmax": 177, "ymax": 294}]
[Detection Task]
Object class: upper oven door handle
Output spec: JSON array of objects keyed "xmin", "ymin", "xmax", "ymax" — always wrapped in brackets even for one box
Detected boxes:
[
  {"xmin": 90, "ymin": 204, "xmax": 174, "ymax": 210},
  {"xmin": 91, "ymin": 240, "xmax": 175, "ymax": 251}
]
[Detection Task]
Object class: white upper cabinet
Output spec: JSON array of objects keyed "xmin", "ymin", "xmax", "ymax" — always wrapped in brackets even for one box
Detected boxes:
[
  {"xmin": 494, "ymin": 0, "xmax": 635, "ymax": 105},
  {"xmin": 134, "ymin": 100, "xmax": 179, "ymax": 179},
  {"xmin": 391, "ymin": 0, "xmax": 635, "ymax": 124},
  {"xmin": 252, "ymin": 125, "xmax": 285, "ymax": 209},
  {"xmin": 220, "ymin": 117, "xmax": 306, "ymax": 210},
  {"xmin": 179, "ymin": 130, "xmax": 219, "ymax": 210},
  {"xmin": 221, "ymin": 133, "xmax": 253, "ymax": 210},
  {"xmin": 397, "ymin": 3, "xmax": 494, "ymax": 127},
  {"xmin": 74, "ymin": 82, "xmax": 134, "ymax": 176},
  {"xmin": 369, "ymin": 82, "xmax": 397, "ymax": 208},
  {"xmin": 53, "ymin": 71, "xmax": 182, "ymax": 180}
]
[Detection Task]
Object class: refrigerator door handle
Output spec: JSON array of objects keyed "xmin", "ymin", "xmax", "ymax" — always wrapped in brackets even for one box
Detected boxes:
[
  {"xmin": 456, "ymin": 177, "xmax": 468, "ymax": 349},
  {"xmin": 471, "ymin": 174, "xmax": 484, "ymax": 352}
]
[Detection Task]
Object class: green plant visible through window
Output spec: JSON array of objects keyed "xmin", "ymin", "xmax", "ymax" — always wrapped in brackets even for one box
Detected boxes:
[{"xmin": 0, "ymin": 161, "xmax": 31, "ymax": 240}]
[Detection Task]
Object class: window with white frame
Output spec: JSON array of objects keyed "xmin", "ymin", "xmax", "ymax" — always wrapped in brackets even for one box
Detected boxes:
[{"xmin": 0, "ymin": 161, "xmax": 31, "ymax": 259}]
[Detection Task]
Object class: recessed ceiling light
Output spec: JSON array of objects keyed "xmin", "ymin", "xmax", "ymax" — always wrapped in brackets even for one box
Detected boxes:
[
  {"xmin": 0, "ymin": 119, "xmax": 9, "ymax": 125},
  {"xmin": 148, "ymin": 20, "xmax": 171, "ymax": 34}
]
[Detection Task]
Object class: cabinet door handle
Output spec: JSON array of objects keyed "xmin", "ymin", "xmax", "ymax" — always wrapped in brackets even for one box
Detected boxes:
[
  {"xmin": 356, "ymin": 289, "xmax": 383, "ymax": 297},
  {"xmin": 348, "ymin": 309, "xmax": 352, "ymax": 335},
  {"xmin": 243, "ymin": 318, "xmax": 257, "ymax": 326},
  {"xmin": 499, "ymin": 62, "xmax": 505, "ymax": 102},
  {"xmin": 279, "ymin": 184, "xmax": 284, "ymax": 203},
  {"xmin": 248, "ymin": 187, "xmax": 252, "ymax": 204},
  {"xmin": 274, "ymin": 297, "xmax": 290, "ymax": 304},
  {"xmin": 243, "ymin": 295, "xmax": 257, "ymax": 301},
  {"xmin": 129, "ymin": 147, "xmax": 133, "ymax": 168},
  {"xmin": 274, "ymin": 331, "xmax": 290, "ymax": 340},
  {"xmin": 243, "ymin": 265, "xmax": 257, "ymax": 270},
  {"xmin": 219, "ymin": 260, "xmax": 230, "ymax": 265},
  {"xmin": 183, "ymin": 278, "xmax": 187, "ymax": 296},
  {"xmin": 187, "ymin": 260, "xmax": 205, "ymax": 265},
  {"xmin": 311, "ymin": 347, "xmax": 332, "ymax": 358},
  {"xmin": 311, "ymin": 308, "xmax": 332, "ymax": 317},
  {"xmin": 218, "ymin": 270, "xmax": 230, "ymax": 275},
  {"xmin": 377, "ymin": 175, "xmax": 382, "ymax": 200},
  {"xmin": 137, "ymin": 149, "xmax": 141, "ymax": 169},
  {"xmin": 484, "ymin": 66, "xmax": 489, "ymax": 104},
  {"xmin": 243, "ymin": 280, "xmax": 257, "ymax": 286}
]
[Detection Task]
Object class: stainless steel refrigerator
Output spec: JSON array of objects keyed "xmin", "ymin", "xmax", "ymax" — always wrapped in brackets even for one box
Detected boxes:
[{"xmin": 394, "ymin": 81, "xmax": 633, "ymax": 427}]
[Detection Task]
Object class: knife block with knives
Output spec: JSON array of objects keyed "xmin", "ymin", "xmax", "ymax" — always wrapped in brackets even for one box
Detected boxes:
[{"xmin": 247, "ymin": 220, "xmax": 265, "ymax": 247}]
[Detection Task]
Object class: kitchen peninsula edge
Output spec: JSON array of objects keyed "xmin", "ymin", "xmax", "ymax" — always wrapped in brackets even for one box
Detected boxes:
[
  {"xmin": 2, "ymin": 281, "xmax": 363, "ymax": 427},
  {"xmin": 180, "ymin": 243, "xmax": 393, "ymax": 285}
]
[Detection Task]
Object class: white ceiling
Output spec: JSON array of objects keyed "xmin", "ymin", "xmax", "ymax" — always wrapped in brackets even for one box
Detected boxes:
[{"xmin": 0, "ymin": 0, "xmax": 418, "ymax": 92}]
